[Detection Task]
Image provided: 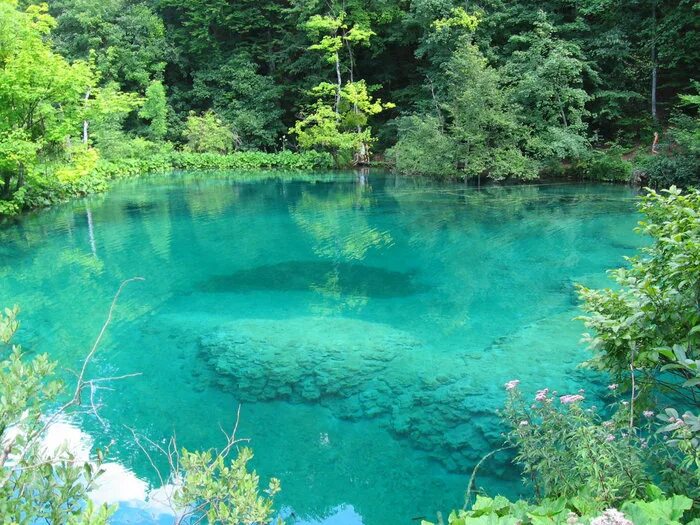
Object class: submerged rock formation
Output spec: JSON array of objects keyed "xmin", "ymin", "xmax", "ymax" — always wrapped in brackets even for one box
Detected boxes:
[
  {"xmin": 198, "ymin": 312, "xmax": 596, "ymax": 472},
  {"xmin": 201, "ymin": 317, "xmax": 418, "ymax": 405},
  {"xmin": 199, "ymin": 316, "xmax": 507, "ymax": 471}
]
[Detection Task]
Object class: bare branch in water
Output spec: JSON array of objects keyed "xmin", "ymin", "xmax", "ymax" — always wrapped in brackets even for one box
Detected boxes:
[
  {"xmin": 0, "ymin": 278, "xmax": 144, "ymax": 487},
  {"xmin": 127, "ymin": 404, "xmax": 250, "ymax": 525}
]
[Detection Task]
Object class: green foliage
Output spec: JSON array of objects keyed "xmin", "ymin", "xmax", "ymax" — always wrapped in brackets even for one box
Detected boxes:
[
  {"xmin": 0, "ymin": 306, "xmax": 115, "ymax": 524},
  {"xmin": 578, "ymin": 187, "xmax": 700, "ymax": 401},
  {"xmin": 0, "ymin": 148, "xmax": 333, "ymax": 218},
  {"xmin": 578, "ymin": 186, "xmax": 700, "ymax": 500},
  {"xmin": 0, "ymin": 0, "xmax": 94, "ymax": 200},
  {"xmin": 389, "ymin": 39, "xmax": 537, "ymax": 181},
  {"xmin": 636, "ymin": 88, "xmax": 700, "ymax": 188},
  {"xmin": 576, "ymin": 149, "xmax": 633, "ymax": 182},
  {"xmin": 190, "ymin": 55, "xmax": 283, "ymax": 150},
  {"xmin": 432, "ymin": 7, "xmax": 480, "ymax": 32},
  {"xmin": 503, "ymin": 12, "xmax": 590, "ymax": 162},
  {"xmin": 502, "ymin": 383, "xmax": 649, "ymax": 504},
  {"xmin": 304, "ymin": 12, "xmax": 374, "ymax": 64},
  {"xmin": 86, "ymin": 82, "xmax": 143, "ymax": 155},
  {"xmin": 423, "ymin": 493, "xmax": 699, "ymax": 525},
  {"xmin": 443, "ymin": 40, "xmax": 537, "ymax": 181},
  {"xmin": 48, "ymin": 0, "xmax": 167, "ymax": 92},
  {"xmin": 291, "ymin": 81, "xmax": 393, "ymax": 165},
  {"xmin": 139, "ymin": 80, "xmax": 168, "ymax": 141},
  {"xmin": 622, "ymin": 493, "xmax": 696, "ymax": 525},
  {"xmin": 174, "ymin": 447, "xmax": 281, "ymax": 525},
  {"xmin": 388, "ymin": 116, "xmax": 459, "ymax": 179},
  {"xmin": 169, "ymin": 150, "xmax": 333, "ymax": 172},
  {"xmin": 184, "ymin": 110, "xmax": 236, "ymax": 154}
]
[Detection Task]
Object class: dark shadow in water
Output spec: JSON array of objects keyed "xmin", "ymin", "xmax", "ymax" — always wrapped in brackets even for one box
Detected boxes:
[
  {"xmin": 123, "ymin": 202, "xmax": 159, "ymax": 215},
  {"xmin": 199, "ymin": 260, "xmax": 430, "ymax": 298}
]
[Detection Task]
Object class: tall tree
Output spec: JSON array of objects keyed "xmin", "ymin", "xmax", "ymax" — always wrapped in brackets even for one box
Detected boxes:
[
  {"xmin": 503, "ymin": 11, "xmax": 590, "ymax": 161},
  {"xmin": 47, "ymin": 0, "xmax": 167, "ymax": 92},
  {"xmin": 0, "ymin": 0, "xmax": 93, "ymax": 200}
]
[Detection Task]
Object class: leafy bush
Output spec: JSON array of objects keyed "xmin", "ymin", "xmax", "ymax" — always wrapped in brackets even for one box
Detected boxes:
[
  {"xmin": 387, "ymin": 116, "xmax": 459, "ymax": 179},
  {"xmin": 424, "ymin": 492, "xmax": 699, "ymax": 525},
  {"xmin": 636, "ymin": 152, "xmax": 700, "ymax": 188},
  {"xmin": 0, "ymin": 149, "xmax": 333, "ymax": 219},
  {"xmin": 169, "ymin": 150, "xmax": 333, "ymax": 172},
  {"xmin": 578, "ymin": 187, "xmax": 700, "ymax": 402},
  {"xmin": 501, "ymin": 382, "xmax": 649, "ymax": 504},
  {"xmin": 577, "ymin": 187, "xmax": 700, "ymax": 500},
  {"xmin": 184, "ymin": 110, "xmax": 237, "ymax": 154},
  {"xmin": 634, "ymin": 88, "xmax": 700, "ymax": 188},
  {"xmin": 577, "ymin": 149, "xmax": 633, "ymax": 182}
]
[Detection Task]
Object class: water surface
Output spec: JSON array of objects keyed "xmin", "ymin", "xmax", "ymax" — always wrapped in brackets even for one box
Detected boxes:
[{"xmin": 0, "ymin": 172, "xmax": 643, "ymax": 524}]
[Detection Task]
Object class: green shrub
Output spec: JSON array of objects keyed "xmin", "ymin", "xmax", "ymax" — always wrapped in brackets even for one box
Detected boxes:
[
  {"xmin": 0, "ymin": 149, "xmax": 333, "ymax": 219},
  {"xmin": 184, "ymin": 110, "xmax": 237, "ymax": 154},
  {"xmin": 635, "ymin": 152, "xmax": 700, "ymax": 188},
  {"xmin": 501, "ymin": 381, "xmax": 650, "ymax": 504},
  {"xmin": 387, "ymin": 116, "xmax": 460, "ymax": 179},
  {"xmin": 578, "ymin": 149, "xmax": 633, "ymax": 182},
  {"xmin": 424, "ymin": 492, "xmax": 699, "ymax": 525}
]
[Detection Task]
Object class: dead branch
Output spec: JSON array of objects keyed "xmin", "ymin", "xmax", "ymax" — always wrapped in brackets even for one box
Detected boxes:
[{"xmin": 0, "ymin": 277, "xmax": 144, "ymax": 487}]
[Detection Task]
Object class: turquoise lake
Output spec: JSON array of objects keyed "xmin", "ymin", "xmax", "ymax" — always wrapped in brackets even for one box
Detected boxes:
[{"xmin": 0, "ymin": 172, "xmax": 644, "ymax": 524}]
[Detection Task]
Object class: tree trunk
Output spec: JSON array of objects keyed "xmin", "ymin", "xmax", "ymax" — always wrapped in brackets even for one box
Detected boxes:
[
  {"xmin": 651, "ymin": 0, "xmax": 658, "ymax": 123},
  {"xmin": 2, "ymin": 172, "xmax": 12, "ymax": 199},
  {"xmin": 15, "ymin": 162, "xmax": 24, "ymax": 192},
  {"xmin": 334, "ymin": 52, "xmax": 342, "ymax": 115},
  {"xmin": 83, "ymin": 89, "xmax": 91, "ymax": 144},
  {"xmin": 555, "ymin": 91, "xmax": 568, "ymax": 128}
]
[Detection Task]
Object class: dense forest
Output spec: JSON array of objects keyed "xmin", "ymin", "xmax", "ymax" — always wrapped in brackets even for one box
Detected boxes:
[
  {"xmin": 1, "ymin": 0, "xmax": 699, "ymax": 216},
  {"xmin": 1, "ymin": 1, "xmax": 700, "ymax": 523}
]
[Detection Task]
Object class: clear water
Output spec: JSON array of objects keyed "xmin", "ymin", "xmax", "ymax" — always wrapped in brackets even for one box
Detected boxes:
[{"xmin": 0, "ymin": 172, "xmax": 644, "ymax": 524}]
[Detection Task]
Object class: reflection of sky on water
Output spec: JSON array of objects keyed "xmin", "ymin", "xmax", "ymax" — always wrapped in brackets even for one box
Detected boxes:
[{"xmin": 44, "ymin": 420, "xmax": 364, "ymax": 525}]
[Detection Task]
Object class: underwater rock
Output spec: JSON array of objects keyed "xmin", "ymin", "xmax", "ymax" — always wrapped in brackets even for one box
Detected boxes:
[
  {"xmin": 199, "ymin": 316, "xmax": 504, "ymax": 470},
  {"xmin": 200, "ymin": 317, "xmax": 419, "ymax": 408},
  {"xmin": 198, "ymin": 311, "xmax": 600, "ymax": 472}
]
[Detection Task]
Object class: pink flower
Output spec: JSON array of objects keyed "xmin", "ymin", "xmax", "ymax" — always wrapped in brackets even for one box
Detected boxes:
[
  {"xmin": 643, "ymin": 410, "xmax": 654, "ymax": 418},
  {"xmin": 560, "ymin": 394, "xmax": 584, "ymax": 404},
  {"xmin": 608, "ymin": 384, "xmax": 618, "ymax": 390},
  {"xmin": 505, "ymin": 379, "xmax": 520, "ymax": 391},
  {"xmin": 535, "ymin": 388, "xmax": 549, "ymax": 401},
  {"xmin": 605, "ymin": 434, "xmax": 616, "ymax": 442}
]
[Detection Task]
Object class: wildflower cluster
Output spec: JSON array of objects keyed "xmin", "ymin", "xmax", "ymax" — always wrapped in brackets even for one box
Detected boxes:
[{"xmin": 501, "ymin": 380, "xmax": 650, "ymax": 504}]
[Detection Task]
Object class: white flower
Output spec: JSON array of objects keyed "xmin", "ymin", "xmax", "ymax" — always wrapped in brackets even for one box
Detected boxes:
[{"xmin": 590, "ymin": 508, "xmax": 632, "ymax": 525}]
